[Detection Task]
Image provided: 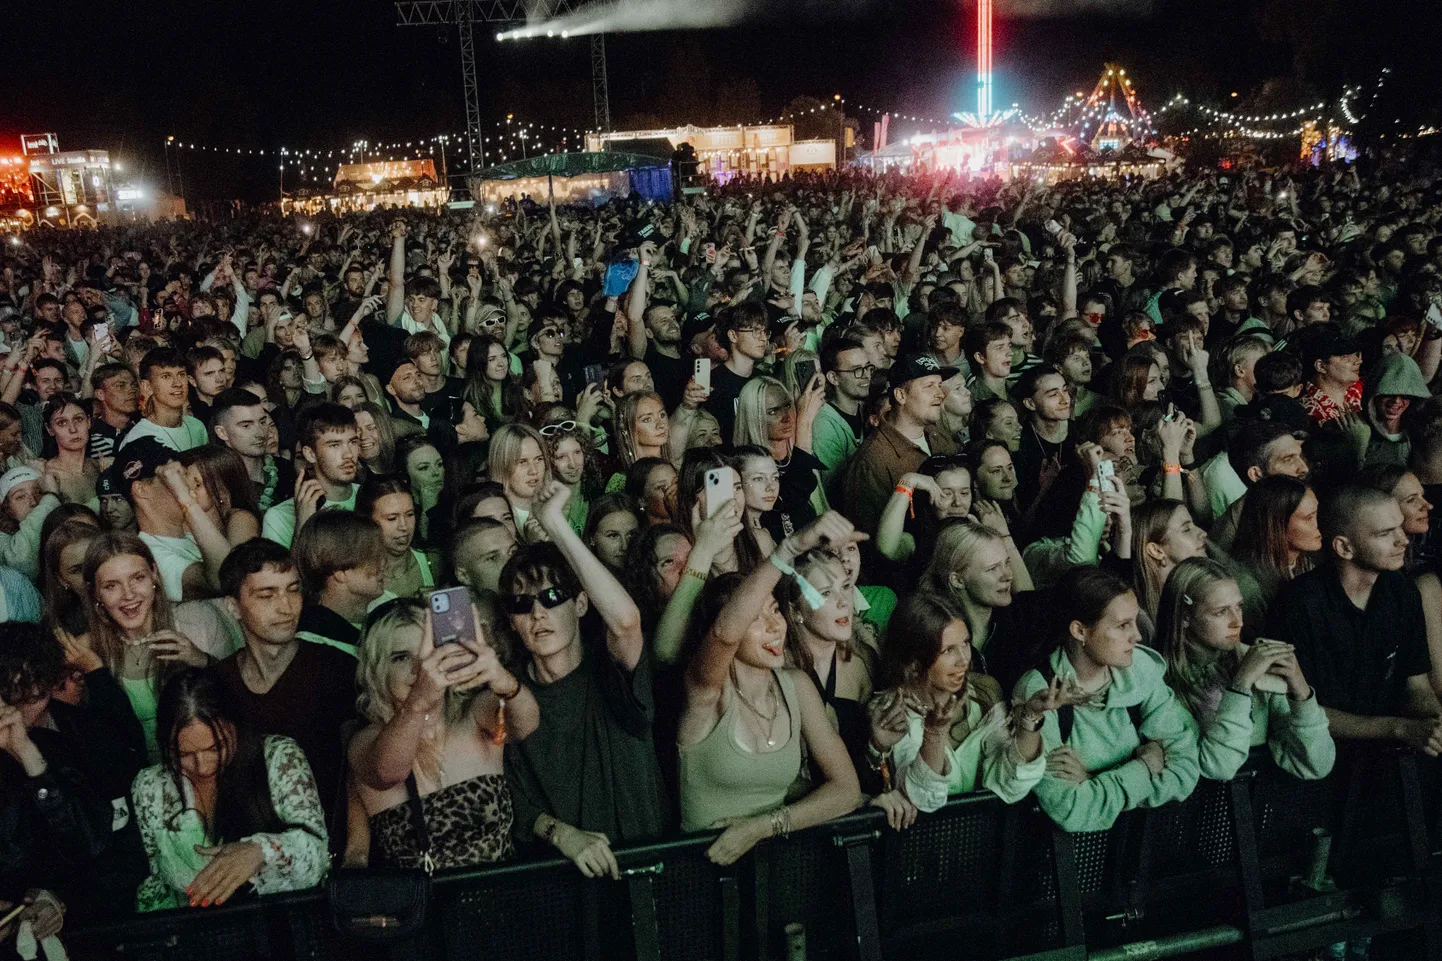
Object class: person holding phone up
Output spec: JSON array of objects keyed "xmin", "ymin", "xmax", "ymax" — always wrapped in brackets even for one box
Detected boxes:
[{"xmin": 351, "ymin": 595, "xmax": 539, "ymax": 871}]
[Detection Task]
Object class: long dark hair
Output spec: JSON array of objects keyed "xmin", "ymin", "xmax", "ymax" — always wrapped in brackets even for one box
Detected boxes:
[
  {"xmin": 878, "ymin": 592, "xmax": 1001, "ymax": 714},
  {"xmin": 622, "ymin": 522, "xmax": 689, "ymax": 631},
  {"xmin": 1054, "ymin": 567, "xmax": 1135, "ymax": 657},
  {"xmin": 677, "ymin": 447, "xmax": 763, "ymax": 573},
  {"xmin": 1232, "ymin": 476, "xmax": 1313, "ymax": 585},
  {"xmin": 462, "ymin": 335, "xmax": 521, "ymax": 428},
  {"xmin": 157, "ymin": 669, "xmax": 318, "ymax": 842}
]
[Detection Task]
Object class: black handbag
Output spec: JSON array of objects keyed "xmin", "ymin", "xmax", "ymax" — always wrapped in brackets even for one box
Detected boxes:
[{"xmin": 327, "ymin": 773, "xmax": 436, "ymax": 942}]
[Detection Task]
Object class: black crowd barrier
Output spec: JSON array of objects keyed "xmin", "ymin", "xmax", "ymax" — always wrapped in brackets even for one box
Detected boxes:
[{"xmin": 60, "ymin": 747, "xmax": 1442, "ymax": 961}]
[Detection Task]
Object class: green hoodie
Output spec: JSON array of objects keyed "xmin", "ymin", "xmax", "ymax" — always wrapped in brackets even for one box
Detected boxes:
[
  {"xmin": 1182, "ymin": 668, "xmax": 1334, "ymax": 783},
  {"xmin": 1015, "ymin": 645, "xmax": 1200, "ymax": 833}
]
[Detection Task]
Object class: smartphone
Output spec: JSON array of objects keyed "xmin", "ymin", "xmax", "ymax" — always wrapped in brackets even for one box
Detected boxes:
[
  {"xmin": 982, "ymin": 248, "xmax": 994, "ymax": 263},
  {"xmin": 429, "ymin": 587, "xmax": 479, "ymax": 648},
  {"xmin": 1426, "ymin": 303, "xmax": 1442, "ymax": 329},
  {"xmin": 794, "ymin": 359, "xmax": 817, "ymax": 391},
  {"xmin": 694, "ymin": 357, "xmax": 711, "ymax": 391},
  {"xmin": 92, "ymin": 321, "xmax": 114, "ymax": 351},
  {"xmin": 704, "ymin": 466, "xmax": 736, "ymax": 520},
  {"xmin": 1045, "ymin": 219, "xmax": 1063, "ymax": 236},
  {"xmin": 1096, "ymin": 459, "xmax": 1115, "ymax": 491},
  {"xmin": 584, "ymin": 363, "xmax": 607, "ymax": 389}
]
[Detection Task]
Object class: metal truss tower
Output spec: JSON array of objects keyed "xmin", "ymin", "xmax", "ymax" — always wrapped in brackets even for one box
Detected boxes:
[{"xmin": 393, "ymin": 0, "xmax": 609, "ymax": 173}]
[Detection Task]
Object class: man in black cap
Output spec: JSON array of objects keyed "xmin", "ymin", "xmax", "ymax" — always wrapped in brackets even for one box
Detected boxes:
[
  {"xmin": 116, "ymin": 437, "xmax": 231, "ymax": 601},
  {"xmin": 95, "ymin": 462, "xmax": 136, "ymax": 533},
  {"xmin": 1298, "ymin": 325, "xmax": 1363, "ymax": 426},
  {"xmin": 841, "ymin": 352, "xmax": 959, "ymax": 536}
]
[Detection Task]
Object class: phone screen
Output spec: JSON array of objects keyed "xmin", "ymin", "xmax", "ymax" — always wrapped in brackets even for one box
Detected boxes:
[
  {"xmin": 429, "ymin": 588, "xmax": 479, "ymax": 648},
  {"xmin": 795, "ymin": 360, "xmax": 817, "ymax": 391}
]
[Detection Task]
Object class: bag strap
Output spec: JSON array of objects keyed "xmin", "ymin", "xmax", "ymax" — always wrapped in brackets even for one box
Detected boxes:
[
  {"xmin": 405, "ymin": 773, "xmax": 435, "ymax": 875},
  {"xmin": 1037, "ymin": 658, "xmax": 1144, "ymax": 744},
  {"xmin": 1036, "ymin": 658, "xmax": 1075, "ymax": 744}
]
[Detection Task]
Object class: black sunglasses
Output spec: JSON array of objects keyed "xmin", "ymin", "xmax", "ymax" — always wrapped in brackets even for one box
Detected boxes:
[{"xmin": 502, "ymin": 586, "xmax": 573, "ymax": 615}]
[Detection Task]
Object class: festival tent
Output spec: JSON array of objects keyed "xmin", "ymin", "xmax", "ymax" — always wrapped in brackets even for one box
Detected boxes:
[
  {"xmin": 467, "ymin": 152, "xmax": 672, "ymax": 207},
  {"xmin": 1011, "ymin": 140, "xmax": 1169, "ymax": 182}
]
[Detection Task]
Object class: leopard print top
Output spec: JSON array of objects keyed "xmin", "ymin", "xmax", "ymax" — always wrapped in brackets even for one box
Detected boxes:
[{"xmin": 370, "ymin": 773, "xmax": 515, "ymax": 870}]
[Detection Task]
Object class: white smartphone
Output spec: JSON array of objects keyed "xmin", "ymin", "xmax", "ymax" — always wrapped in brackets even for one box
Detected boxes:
[
  {"xmin": 1096, "ymin": 459, "xmax": 1115, "ymax": 491},
  {"xmin": 1045, "ymin": 219, "xmax": 1063, "ymax": 236},
  {"xmin": 694, "ymin": 358, "xmax": 711, "ymax": 391},
  {"xmin": 1426, "ymin": 303, "xmax": 1442, "ymax": 329},
  {"xmin": 91, "ymin": 321, "xmax": 114, "ymax": 352},
  {"xmin": 982, "ymin": 248, "xmax": 994, "ymax": 263},
  {"xmin": 704, "ymin": 466, "xmax": 736, "ymax": 520}
]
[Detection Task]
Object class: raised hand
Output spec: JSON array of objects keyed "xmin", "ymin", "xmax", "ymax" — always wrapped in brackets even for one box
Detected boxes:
[
  {"xmin": 867, "ymin": 688, "xmax": 911, "ymax": 752},
  {"xmin": 145, "ymin": 630, "xmax": 209, "ymax": 668},
  {"xmin": 782, "ymin": 510, "xmax": 867, "ymax": 558},
  {"xmin": 971, "ymin": 499, "xmax": 1010, "ymax": 538},
  {"xmin": 533, "ymin": 479, "xmax": 572, "ymax": 534},
  {"xmin": 293, "ymin": 466, "xmax": 326, "ymax": 530}
]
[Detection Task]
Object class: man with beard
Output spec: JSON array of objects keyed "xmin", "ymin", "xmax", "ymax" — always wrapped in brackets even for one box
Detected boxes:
[{"xmin": 842, "ymin": 353, "xmax": 958, "ymax": 536}]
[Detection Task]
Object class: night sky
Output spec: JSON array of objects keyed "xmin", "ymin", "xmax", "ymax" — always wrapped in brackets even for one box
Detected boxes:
[{"xmin": 2, "ymin": 0, "xmax": 1437, "ymax": 203}]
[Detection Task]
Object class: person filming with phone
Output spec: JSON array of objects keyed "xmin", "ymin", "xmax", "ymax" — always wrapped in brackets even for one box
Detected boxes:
[{"xmin": 350, "ymin": 594, "xmax": 539, "ymax": 870}]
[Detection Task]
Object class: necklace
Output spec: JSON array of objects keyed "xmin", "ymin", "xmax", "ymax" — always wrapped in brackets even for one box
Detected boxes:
[{"xmin": 731, "ymin": 667, "xmax": 781, "ymax": 748}]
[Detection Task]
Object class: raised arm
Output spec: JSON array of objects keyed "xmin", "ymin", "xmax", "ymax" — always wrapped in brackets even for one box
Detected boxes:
[
  {"xmin": 653, "ymin": 500, "xmax": 744, "ymax": 664},
  {"xmin": 626, "ymin": 242, "xmax": 655, "ymax": 361},
  {"xmin": 385, "ymin": 220, "xmax": 408, "ymax": 324},
  {"xmin": 533, "ymin": 480, "xmax": 644, "ymax": 669}
]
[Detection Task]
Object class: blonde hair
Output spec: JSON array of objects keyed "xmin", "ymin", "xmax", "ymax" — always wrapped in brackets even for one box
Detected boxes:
[
  {"xmin": 779, "ymin": 550, "xmax": 859, "ymax": 672},
  {"xmin": 920, "ymin": 519, "xmax": 1007, "ymax": 601},
  {"xmin": 613, "ymin": 390, "xmax": 666, "ymax": 467},
  {"xmin": 1154, "ymin": 557, "xmax": 1240, "ymax": 719},
  {"xmin": 487, "ymin": 423, "xmax": 550, "ymax": 490},
  {"xmin": 355, "ymin": 598, "xmax": 467, "ymax": 728},
  {"xmin": 733, "ymin": 376, "xmax": 790, "ymax": 449},
  {"xmin": 1131, "ymin": 499, "xmax": 1187, "ymax": 622}
]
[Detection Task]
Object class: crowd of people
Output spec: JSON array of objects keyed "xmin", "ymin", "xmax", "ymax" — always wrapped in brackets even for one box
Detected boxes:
[{"xmin": 4, "ymin": 156, "xmax": 1442, "ymax": 948}]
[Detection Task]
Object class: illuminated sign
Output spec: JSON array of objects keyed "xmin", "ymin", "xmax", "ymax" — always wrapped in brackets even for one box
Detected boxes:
[
  {"xmin": 116, "ymin": 188, "xmax": 144, "ymax": 201},
  {"xmin": 21, "ymin": 133, "xmax": 58, "ymax": 155}
]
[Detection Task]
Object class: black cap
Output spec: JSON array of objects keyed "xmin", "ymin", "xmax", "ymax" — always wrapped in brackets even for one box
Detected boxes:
[
  {"xmin": 1300, "ymin": 325, "xmax": 1359, "ymax": 369},
  {"xmin": 96, "ymin": 462, "xmax": 125, "ymax": 498},
  {"xmin": 618, "ymin": 221, "xmax": 658, "ymax": 251},
  {"xmin": 113, "ymin": 437, "xmax": 181, "ymax": 498},
  {"xmin": 888, "ymin": 352, "xmax": 958, "ymax": 388}
]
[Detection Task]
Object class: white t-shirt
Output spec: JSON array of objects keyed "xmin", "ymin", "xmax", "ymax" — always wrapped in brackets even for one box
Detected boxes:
[
  {"xmin": 139, "ymin": 531, "xmax": 203, "ymax": 602},
  {"xmin": 119, "ymin": 416, "xmax": 210, "ymax": 452}
]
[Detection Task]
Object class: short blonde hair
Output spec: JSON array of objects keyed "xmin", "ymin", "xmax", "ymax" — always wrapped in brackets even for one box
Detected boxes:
[
  {"xmin": 487, "ymin": 423, "xmax": 549, "ymax": 489},
  {"xmin": 920, "ymin": 519, "xmax": 1007, "ymax": 600}
]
